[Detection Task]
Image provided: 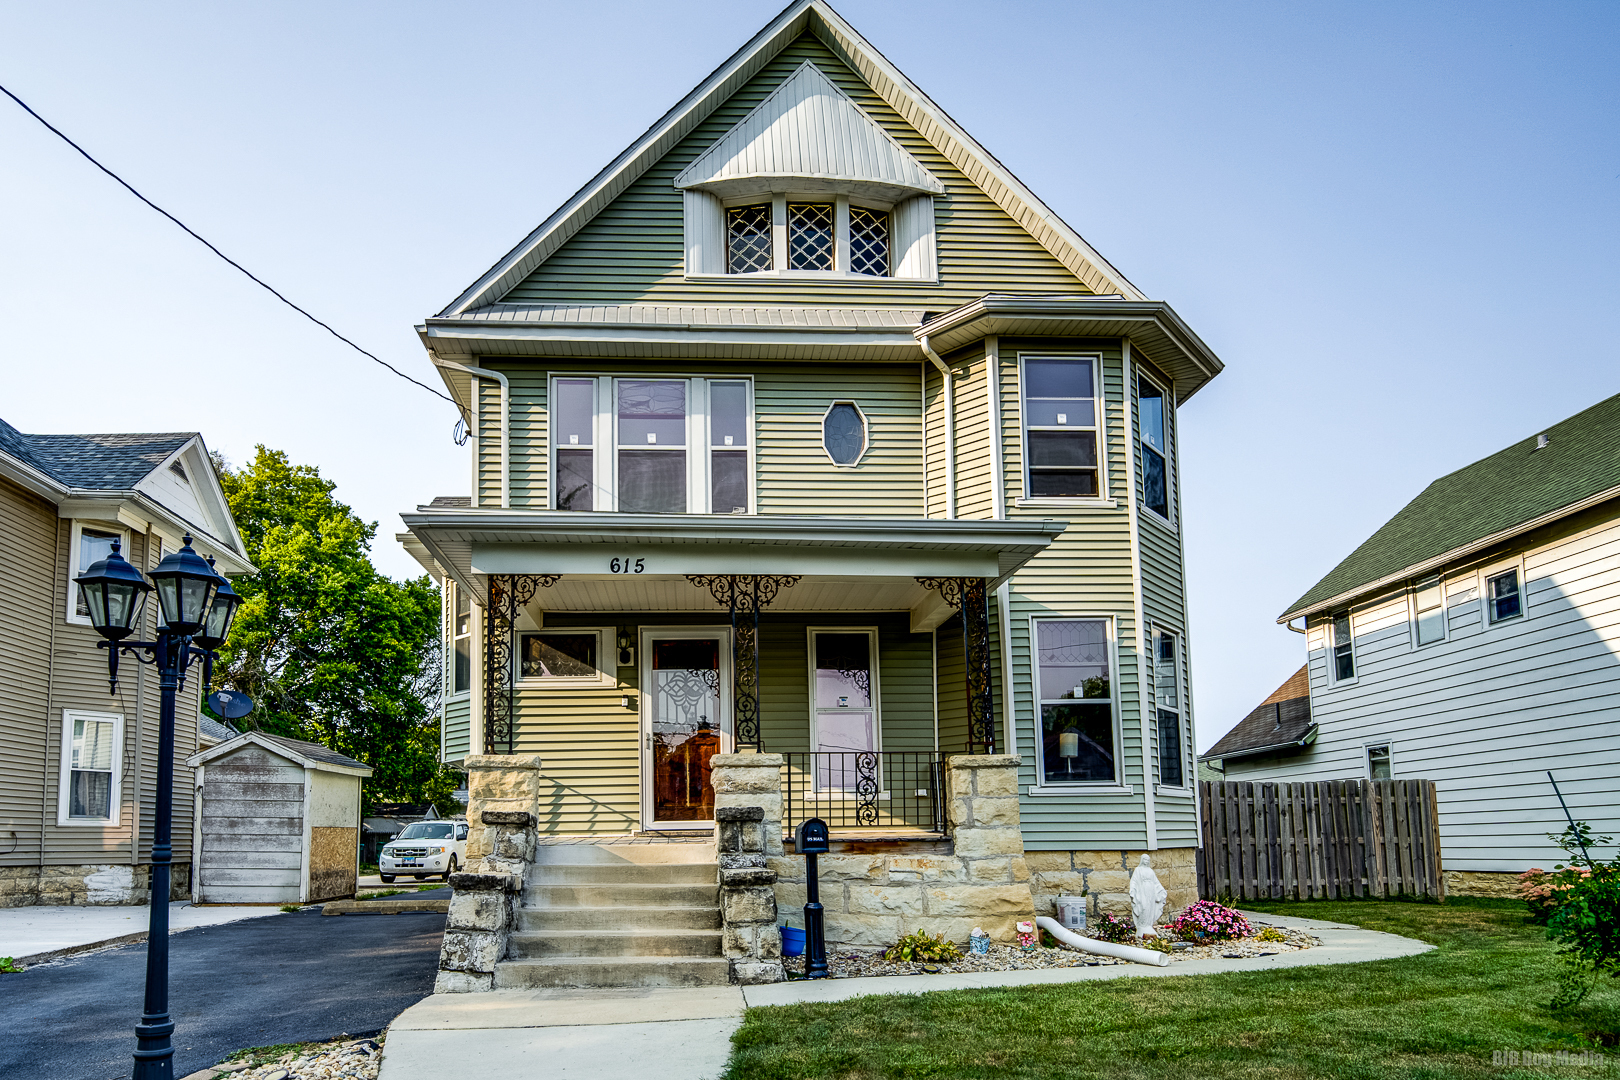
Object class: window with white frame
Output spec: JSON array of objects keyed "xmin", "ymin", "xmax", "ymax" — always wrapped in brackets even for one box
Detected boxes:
[
  {"xmin": 1486, "ymin": 568, "xmax": 1523, "ymax": 623},
  {"xmin": 1033, "ymin": 618, "xmax": 1116, "ymax": 785},
  {"xmin": 517, "ymin": 628, "xmax": 613, "ymax": 685},
  {"xmin": 1412, "ymin": 575, "xmax": 1446, "ymax": 646},
  {"xmin": 810, "ymin": 629, "xmax": 878, "ymax": 789},
  {"xmin": 550, "ymin": 376, "xmax": 752, "ymax": 514},
  {"xmin": 1138, "ymin": 374, "xmax": 1171, "ymax": 521},
  {"xmin": 1329, "ymin": 610, "xmax": 1356, "ymax": 682},
  {"xmin": 68, "ymin": 522, "xmax": 125, "ymax": 624},
  {"xmin": 1022, "ymin": 356, "xmax": 1101, "ymax": 499},
  {"xmin": 450, "ymin": 582, "xmax": 472, "ymax": 696},
  {"xmin": 1367, "ymin": 743, "xmax": 1392, "ymax": 780},
  {"xmin": 59, "ymin": 711, "xmax": 121, "ymax": 825},
  {"xmin": 1153, "ymin": 628, "xmax": 1184, "ymax": 788},
  {"xmin": 821, "ymin": 402, "xmax": 868, "ymax": 467},
  {"xmin": 719, "ymin": 197, "xmax": 899, "ymax": 277}
]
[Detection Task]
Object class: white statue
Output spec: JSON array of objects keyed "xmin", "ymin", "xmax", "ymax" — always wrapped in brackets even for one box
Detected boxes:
[{"xmin": 1129, "ymin": 854, "xmax": 1167, "ymax": 938}]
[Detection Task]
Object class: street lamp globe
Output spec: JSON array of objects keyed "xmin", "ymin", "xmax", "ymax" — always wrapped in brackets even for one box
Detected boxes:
[
  {"xmin": 74, "ymin": 540, "xmax": 152, "ymax": 641},
  {"xmin": 147, "ymin": 534, "xmax": 219, "ymax": 637},
  {"xmin": 193, "ymin": 559, "xmax": 242, "ymax": 652}
]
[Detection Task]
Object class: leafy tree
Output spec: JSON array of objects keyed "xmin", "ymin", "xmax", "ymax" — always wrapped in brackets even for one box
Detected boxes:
[{"xmin": 209, "ymin": 446, "xmax": 459, "ymax": 813}]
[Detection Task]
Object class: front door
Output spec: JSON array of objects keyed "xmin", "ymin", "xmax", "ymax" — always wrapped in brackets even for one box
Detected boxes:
[{"xmin": 641, "ymin": 628, "xmax": 731, "ymax": 828}]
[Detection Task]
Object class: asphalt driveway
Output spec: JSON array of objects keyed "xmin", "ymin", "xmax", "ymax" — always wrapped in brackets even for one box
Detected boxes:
[{"xmin": 0, "ymin": 906, "xmax": 444, "ymax": 1080}]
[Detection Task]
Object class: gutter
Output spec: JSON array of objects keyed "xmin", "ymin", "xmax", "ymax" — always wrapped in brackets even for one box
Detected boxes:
[
  {"xmin": 1200, "ymin": 724, "xmax": 1319, "ymax": 763},
  {"xmin": 431, "ymin": 354, "xmax": 509, "ymax": 509},
  {"xmin": 919, "ymin": 334, "xmax": 955, "ymax": 519}
]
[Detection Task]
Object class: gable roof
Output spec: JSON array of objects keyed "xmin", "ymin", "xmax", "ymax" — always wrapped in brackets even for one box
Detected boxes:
[
  {"xmin": 438, "ymin": 0, "xmax": 1143, "ymax": 316},
  {"xmin": 0, "ymin": 418, "xmax": 194, "ymax": 490},
  {"xmin": 1201, "ymin": 665, "xmax": 1314, "ymax": 761},
  {"xmin": 1281, "ymin": 391, "xmax": 1620, "ymax": 621},
  {"xmin": 674, "ymin": 59, "xmax": 944, "ymax": 201},
  {"xmin": 187, "ymin": 730, "xmax": 373, "ymax": 774}
]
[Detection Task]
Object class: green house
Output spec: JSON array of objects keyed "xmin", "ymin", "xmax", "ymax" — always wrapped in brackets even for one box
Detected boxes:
[{"xmin": 399, "ymin": 0, "xmax": 1224, "ymax": 981}]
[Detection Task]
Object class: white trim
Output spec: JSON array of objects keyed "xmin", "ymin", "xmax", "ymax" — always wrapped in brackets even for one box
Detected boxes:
[
  {"xmin": 1027, "ymin": 613, "xmax": 1123, "ymax": 789},
  {"xmin": 1026, "ymin": 784, "xmax": 1134, "ymax": 797},
  {"xmin": 806, "ymin": 626, "xmax": 882, "ymax": 760},
  {"xmin": 1017, "ymin": 351, "xmax": 1107, "ymax": 504},
  {"xmin": 639, "ymin": 625, "xmax": 733, "ymax": 831},
  {"xmin": 820, "ymin": 399, "xmax": 870, "ymax": 468},
  {"xmin": 57, "ymin": 710, "xmax": 124, "ymax": 827},
  {"xmin": 516, "ymin": 627, "xmax": 616, "ymax": 687},
  {"xmin": 299, "ymin": 763, "xmax": 314, "ymax": 903},
  {"xmin": 64, "ymin": 520, "xmax": 131, "ymax": 626},
  {"xmin": 1149, "ymin": 626, "xmax": 1189, "ymax": 791},
  {"xmin": 1481, "ymin": 556, "xmax": 1528, "ymax": 628},
  {"xmin": 1014, "ymin": 498, "xmax": 1118, "ymax": 510},
  {"xmin": 1155, "ymin": 785, "xmax": 1194, "ymax": 798},
  {"xmin": 985, "ymin": 337, "xmax": 1005, "ymax": 520},
  {"xmin": 996, "ymin": 582, "xmax": 1016, "ymax": 760},
  {"xmin": 1325, "ymin": 608, "xmax": 1360, "ymax": 687},
  {"xmin": 1408, "ymin": 572, "xmax": 1448, "ymax": 649},
  {"xmin": 1121, "ymin": 342, "xmax": 1154, "ymax": 846},
  {"xmin": 1364, "ymin": 740, "xmax": 1394, "ymax": 781}
]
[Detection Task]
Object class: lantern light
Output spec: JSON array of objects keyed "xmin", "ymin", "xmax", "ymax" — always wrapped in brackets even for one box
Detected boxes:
[
  {"xmin": 192, "ymin": 556, "xmax": 241, "ymax": 653},
  {"xmin": 74, "ymin": 540, "xmax": 152, "ymax": 641},
  {"xmin": 146, "ymin": 534, "xmax": 219, "ymax": 637}
]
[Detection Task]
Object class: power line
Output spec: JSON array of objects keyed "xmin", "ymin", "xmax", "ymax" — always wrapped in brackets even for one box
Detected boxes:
[{"xmin": 0, "ymin": 81, "xmax": 457, "ymax": 406}]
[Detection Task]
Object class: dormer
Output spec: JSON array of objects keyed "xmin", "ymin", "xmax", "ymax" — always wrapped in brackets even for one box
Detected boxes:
[{"xmin": 675, "ymin": 61, "xmax": 945, "ymax": 282}]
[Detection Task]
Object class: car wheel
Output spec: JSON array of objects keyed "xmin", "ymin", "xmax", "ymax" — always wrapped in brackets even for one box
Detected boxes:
[
  {"xmin": 442, "ymin": 855, "xmax": 458, "ymax": 882},
  {"xmin": 413, "ymin": 875, "xmax": 426, "ymax": 880},
  {"xmin": 380, "ymin": 874, "xmax": 395, "ymax": 884}
]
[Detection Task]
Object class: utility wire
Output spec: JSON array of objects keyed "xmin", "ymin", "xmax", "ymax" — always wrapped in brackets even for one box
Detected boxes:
[{"xmin": 0, "ymin": 81, "xmax": 457, "ymax": 405}]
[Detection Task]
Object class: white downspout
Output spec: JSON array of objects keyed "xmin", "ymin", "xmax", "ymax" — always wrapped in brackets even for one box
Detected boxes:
[
  {"xmin": 919, "ymin": 335, "xmax": 955, "ymax": 519},
  {"xmin": 431, "ymin": 353, "xmax": 510, "ymax": 509}
]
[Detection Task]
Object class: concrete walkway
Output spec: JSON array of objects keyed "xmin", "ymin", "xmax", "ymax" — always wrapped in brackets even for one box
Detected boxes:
[
  {"xmin": 2, "ymin": 901, "xmax": 286, "ymax": 965},
  {"xmin": 377, "ymin": 911, "xmax": 1431, "ymax": 1080}
]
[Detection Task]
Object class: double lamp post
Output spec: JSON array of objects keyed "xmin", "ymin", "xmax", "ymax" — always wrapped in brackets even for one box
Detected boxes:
[{"xmin": 76, "ymin": 534, "xmax": 242, "ymax": 1080}]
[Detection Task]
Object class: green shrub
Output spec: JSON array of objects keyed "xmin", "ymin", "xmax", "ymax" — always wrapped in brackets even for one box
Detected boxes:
[
  {"xmin": 0, "ymin": 957, "xmax": 22, "ymax": 974},
  {"xmin": 1543, "ymin": 822, "xmax": 1620, "ymax": 1008},
  {"xmin": 1140, "ymin": 935, "xmax": 1173, "ymax": 953},
  {"xmin": 884, "ymin": 929, "xmax": 961, "ymax": 963},
  {"xmin": 1256, "ymin": 927, "xmax": 1287, "ymax": 944}
]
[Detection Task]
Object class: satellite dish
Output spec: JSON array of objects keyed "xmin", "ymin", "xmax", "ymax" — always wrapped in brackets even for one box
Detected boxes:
[{"xmin": 208, "ymin": 690, "xmax": 254, "ymax": 720}]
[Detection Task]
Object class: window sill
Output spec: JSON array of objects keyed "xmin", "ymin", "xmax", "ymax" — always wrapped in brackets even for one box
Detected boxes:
[
  {"xmin": 56, "ymin": 817, "xmax": 117, "ymax": 828},
  {"xmin": 1155, "ymin": 784, "xmax": 1194, "ymax": 798},
  {"xmin": 1025, "ymin": 784, "xmax": 1134, "ymax": 797},
  {"xmin": 516, "ymin": 677, "xmax": 617, "ymax": 689},
  {"xmin": 684, "ymin": 271, "xmax": 937, "ymax": 285},
  {"xmin": 1141, "ymin": 510, "xmax": 1179, "ymax": 536},
  {"xmin": 444, "ymin": 691, "xmax": 471, "ymax": 702},
  {"xmin": 1014, "ymin": 498, "xmax": 1117, "ymax": 510}
]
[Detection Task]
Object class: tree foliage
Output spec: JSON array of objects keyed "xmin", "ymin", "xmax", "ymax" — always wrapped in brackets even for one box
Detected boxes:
[{"xmin": 210, "ymin": 446, "xmax": 458, "ymax": 812}]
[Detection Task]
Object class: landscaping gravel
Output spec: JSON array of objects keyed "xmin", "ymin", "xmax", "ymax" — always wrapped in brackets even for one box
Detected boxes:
[{"xmin": 197, "ymin": 1036, "xmax": 382, "ymax": 1080}]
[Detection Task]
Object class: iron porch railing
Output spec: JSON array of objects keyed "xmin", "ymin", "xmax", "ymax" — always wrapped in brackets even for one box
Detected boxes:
[{"xmin": 781, "ymin": 752, "xmax": 949, "ymax": 838}]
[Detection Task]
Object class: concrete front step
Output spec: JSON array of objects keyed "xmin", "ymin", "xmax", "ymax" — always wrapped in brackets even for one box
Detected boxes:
[
  {"xmin": 492, "ymin": 955, "xmax": 732, "ymax": 989},
  {"xmin": 509, "ymin": 928, "xmax": 723, "ymax": 959},
  {"xmin": 523, "ymin": 883, "xmax": 719, "ymax": 909},
  {"xmin": 533, "ymin": 861, "xmax": 719, "ymax": 885},
  {"xmin": 517, "ymin": 904, "xmax": 722, "ymax": 932}
]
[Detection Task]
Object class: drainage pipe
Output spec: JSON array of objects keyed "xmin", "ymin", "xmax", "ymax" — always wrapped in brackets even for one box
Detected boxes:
[
  {"xmin": 1035, "ymin": 916, "xmax": 1170, "ymax": 967},
  {"xmin": 430, "ymin": 353, "xmax": 509, "ymax": 508},
  {"xmin": 919, "ymin": 334, "xmax": 955, "ymax": 519}
]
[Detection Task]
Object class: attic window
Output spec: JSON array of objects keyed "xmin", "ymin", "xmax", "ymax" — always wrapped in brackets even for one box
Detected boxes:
[
  {"xmin": 169, "ymin": 460, "xmax": 188, "ymax": 481},
  {"xmin": 788, "ymin": 203, "xmax": 835, "ymax": 270},
  {"xmin": 727, "ymin": 204, "xmax": 772, "ymax": 273},
  {"xmin": 848, "ymin": 206, "xmax": 889, "ymax": 276}
]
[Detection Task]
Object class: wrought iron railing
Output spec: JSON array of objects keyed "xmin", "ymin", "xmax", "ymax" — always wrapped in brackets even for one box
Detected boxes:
[{"xmin": 780, "ymin": 752, "xmax": 949, "ymax": 837}]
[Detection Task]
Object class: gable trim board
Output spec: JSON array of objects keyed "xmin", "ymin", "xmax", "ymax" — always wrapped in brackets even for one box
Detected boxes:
[{"xmin": 437, "ymin": 0, "xmax": 1141, "ymax": 317}]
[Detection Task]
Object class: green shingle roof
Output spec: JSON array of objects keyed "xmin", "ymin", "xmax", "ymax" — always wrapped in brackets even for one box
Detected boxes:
[{"xmin": 1281, "ymin": 391, "xmax": 1620, "ymax": 620}]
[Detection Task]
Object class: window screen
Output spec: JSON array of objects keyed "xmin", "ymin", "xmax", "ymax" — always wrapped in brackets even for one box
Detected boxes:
[
  {"xmin": 68, "ymin": 716, "xmax": 116, "ymax": 819},
  {"xmin": 1023, "ymin": 358, "xmax": 1099, "ymax": 498},
  {"xmin": 617, "ymin": 380, "xmax": 687, "ymax": 514}
]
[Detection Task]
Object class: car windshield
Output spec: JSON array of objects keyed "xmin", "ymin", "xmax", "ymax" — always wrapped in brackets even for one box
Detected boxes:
[{"xmin": 396, "ymin": 823, "xmax": 454, "ymax": 840}]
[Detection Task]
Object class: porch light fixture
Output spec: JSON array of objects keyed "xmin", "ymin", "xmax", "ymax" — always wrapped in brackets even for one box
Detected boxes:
[{"xmin": 75, "ymin": 532, "xmax": 242, "ymax": 1080}]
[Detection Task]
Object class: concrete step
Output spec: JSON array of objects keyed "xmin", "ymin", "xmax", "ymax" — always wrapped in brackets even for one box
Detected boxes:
[
  {"xmin": 532, "ymin": 843, "xmax": 716, "ymax": 867},
  {"xmin": 531, "ymin": 862, "xmax": 718, "ymax": 886},
  {"xmin": 523, "ymin": 883, "xmax": 718, "ymax": 909},
  {"xmin": 492, "ymin": 956, "xmax": 732, "ymax": 989},
  {"xmin": 516, "ymin": 905, "xmax": 721, "ymax": 932},
  {"xmin": 508, "ymin": 928, "xmax": 723, "ymax": 959}
]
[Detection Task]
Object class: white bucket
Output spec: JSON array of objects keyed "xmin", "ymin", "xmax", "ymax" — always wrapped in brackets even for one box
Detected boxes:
[{"xmin": 1054, "ymin": 896, "xmax": 1088, "ymax": 930}]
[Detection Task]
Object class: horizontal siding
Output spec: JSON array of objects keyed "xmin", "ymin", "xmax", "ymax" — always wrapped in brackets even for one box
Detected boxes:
[
  {"xmin": 0, "ymin": 479, "xmax": 57, "ymax": 866},
  {"xmin": 502, "ymin": 34, "xmax": 1091, "ymax": 308},
  {"xmin": 951, "ymin": 352, "xmax": 993, "ymax": 520},
  {"xmin": 1229, "ymin": 507, "xmax": 1620, "ymax": 872},
  {"xmin": 443, "ymin": 697, "xmax": 471, "ymax": 763}
]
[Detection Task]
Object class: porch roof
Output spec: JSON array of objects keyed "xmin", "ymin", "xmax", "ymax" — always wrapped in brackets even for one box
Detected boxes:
[{"xmin": 398, "ymin": 510, "xmax": 1064, "ymax": 628}]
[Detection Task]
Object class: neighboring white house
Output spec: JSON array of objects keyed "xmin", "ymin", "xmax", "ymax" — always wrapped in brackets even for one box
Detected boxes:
[{"xmin": 1213, "ymin": 391, "xmax": 1620, "ymax": 897}]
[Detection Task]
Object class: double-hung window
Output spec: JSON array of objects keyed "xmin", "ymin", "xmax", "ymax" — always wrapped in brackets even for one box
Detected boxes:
[
  {"xmin": 1022, "ymin": 356, "xmax": 1100, "ymax": 499},
  {"xmin": 450, "ymin": 582, "xmax": 472, "ymax": 695},
  {"xmin": 1153, "ymin": 629, "xmax": 1184, "ymax": 788},
  {"xmin": 1412, "ymin": 575, "xmax": 1446, "ymax": 646},
  {"xmin": 68, "ymin": 524, "xmax": 123, "ymax": 624},
  {"xmin": 1367, "ymin": 743, "xmax": 1393, "ymax": 780},
  {"xmin": 1138, "ymin": 375, "xmax": 1170, "ymax": 520},
  {"xmin": 1330, "ymin": 610, "xmax": 1356, "ymax": 682},
  {"xmin": 1033, "ymin": 618, "xmax": 1116, "ymax": 785},
  {"xmin": 1487, "ymin": 568, "xmax": 1522, "ymax": 623},
  {"xmin": 551, "ymin": 376, "xmax": 752, "ymax": 514},
  {"xmin": 59, "ymin": 711, "xmax": 121, "ymax": 825}
]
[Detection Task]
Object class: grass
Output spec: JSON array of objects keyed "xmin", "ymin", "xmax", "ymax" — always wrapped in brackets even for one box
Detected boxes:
[
  {"xmin": 358, "ymin": 884, "xmax": 448, "ymax": 899},
  {"xmin": 0, "ymin": 957, "xmax": 22, "ymax": 974},
  {"xmin": 722, "ymin": 898, "xmax": 1620, "ymax": 1079},
  {"xmin": 222, "ymin": 1033, "xmax": 383, "ymax": 1069}
]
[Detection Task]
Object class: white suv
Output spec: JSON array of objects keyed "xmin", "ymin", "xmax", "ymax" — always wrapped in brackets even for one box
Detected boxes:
[{"xmin": 379, "ymin": 820, "xmax": 468, "ymax": 882}]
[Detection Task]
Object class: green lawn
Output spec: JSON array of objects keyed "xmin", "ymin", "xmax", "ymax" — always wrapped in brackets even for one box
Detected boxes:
[{"xmin": 723, "ymin": 899, "xmax": 1618, "ymax": 1079}]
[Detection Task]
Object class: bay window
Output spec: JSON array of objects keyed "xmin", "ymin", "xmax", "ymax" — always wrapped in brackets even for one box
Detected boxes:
[
  {"xmin": 1022, "ymin": 355, "xmax": 1100, "ymax": 499},
  {"xmin": 1033, "ymin": 617, "xmax": 1116, "ymax": 785},
  {"xmin": 551, "ymin": 376, "xmax": 752, "ymax": 514},
  {"xmin": 1138, "ymin": 374, "xmax": 1170, "ymax": 521},
  {"xmin": 1153, "ymin": 628, "xmax": 1184, "ymax": 788}
]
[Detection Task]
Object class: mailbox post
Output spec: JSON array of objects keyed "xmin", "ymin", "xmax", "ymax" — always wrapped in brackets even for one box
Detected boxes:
[{"xmin": 796, "ymin": 818, "xmax": 830, "ymax": 980}]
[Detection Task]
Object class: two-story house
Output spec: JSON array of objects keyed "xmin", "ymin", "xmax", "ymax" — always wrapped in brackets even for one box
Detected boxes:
[
  {"xmin": 0, "ymin": 417, "xmax": 251, "ymax": 906},
  {"xmin": 398, "ymin": 0, "xmax": 1224, "ymax": 983},
  {"xmin": 1213, "ymin": 391, "xmax": 1620, "ymax": 897}
]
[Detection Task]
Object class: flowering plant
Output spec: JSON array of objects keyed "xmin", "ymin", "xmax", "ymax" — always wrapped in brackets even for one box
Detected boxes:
[
  {"xmin": 1089, "ymin": 913, "xmax": 1136, "ymax": 943},
  {"xmin": 1521, "ymin": 867, "xmax": 1591, "ymax": 925},
  {"xmin": 1166, "ymin": 900, "xmax": 1252, "ymax": 942}
]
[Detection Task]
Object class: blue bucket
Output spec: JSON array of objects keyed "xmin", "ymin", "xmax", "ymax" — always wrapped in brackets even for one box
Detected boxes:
[{"xmin": 780, "ymin": 925, "xmax": 805, "ymax": 957}]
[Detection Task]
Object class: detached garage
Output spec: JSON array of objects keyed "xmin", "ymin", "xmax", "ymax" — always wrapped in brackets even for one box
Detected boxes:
[{"xmin": 187, "ymin": 732, "xmax": 372, "ymax": 904}]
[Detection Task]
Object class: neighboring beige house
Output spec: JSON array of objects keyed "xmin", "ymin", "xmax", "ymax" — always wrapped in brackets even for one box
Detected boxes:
[{"xmin": 0, "ymin": 417, "xmax": 252, "ymax": 906}]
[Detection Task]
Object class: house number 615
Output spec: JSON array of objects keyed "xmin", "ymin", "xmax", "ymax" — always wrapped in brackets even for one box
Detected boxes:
[{"xmin": 610, "ymin": 557, "xmax": 645, "ymax": 574}]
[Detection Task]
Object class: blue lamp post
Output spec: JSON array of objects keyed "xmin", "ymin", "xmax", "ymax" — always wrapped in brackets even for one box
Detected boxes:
[{"xmin": 76, "ymin": 534, "xmax": 241, "ymax": 1080}]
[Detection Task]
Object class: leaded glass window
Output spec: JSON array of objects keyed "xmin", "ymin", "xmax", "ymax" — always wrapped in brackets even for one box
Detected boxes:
[
  {"xmin": 788, "ymin": 202, "xmax": 834, "ymax": 270},
  {"xmin": 848, "ymin": 205, "xmax": 889, "ymax": 276},
  {"xmin": 822, "ymin": 402, "xmax": 867, "ymax": 466},
  {"xmin": 727, "ymin": 203, "xmax": 772, "ymax": 273}
]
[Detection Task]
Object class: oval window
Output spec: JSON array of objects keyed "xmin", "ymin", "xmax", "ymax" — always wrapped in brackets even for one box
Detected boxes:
[{"xmin": 822, "ymin": 403, "xmax": 867, "ymax": 466}]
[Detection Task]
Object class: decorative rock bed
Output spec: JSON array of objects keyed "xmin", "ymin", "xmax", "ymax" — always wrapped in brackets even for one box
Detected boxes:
[
  {"xmin": 781, "ymin": 926, "xmax": 1319, "ymax": 979},
  {"xmin": 184, "ymin": 1035, "xmax": 382, "ymax": 1080}
]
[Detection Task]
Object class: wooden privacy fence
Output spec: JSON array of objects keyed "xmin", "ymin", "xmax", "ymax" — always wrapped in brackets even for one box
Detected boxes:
[{"xmin": 1197, "ymin": 779, "xmax": 1445, "ymax": 901}]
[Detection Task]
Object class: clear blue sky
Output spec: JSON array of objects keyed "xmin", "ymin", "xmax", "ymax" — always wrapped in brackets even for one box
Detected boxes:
[{"xmin": 3, "ymin": 1, "xmax": 1616, "ymax": 750}]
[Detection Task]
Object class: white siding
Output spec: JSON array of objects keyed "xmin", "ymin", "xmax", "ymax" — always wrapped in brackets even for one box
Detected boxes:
[{"xmin": 1229, "ymin": 508, "xmax": 1620, "ymax": 873}]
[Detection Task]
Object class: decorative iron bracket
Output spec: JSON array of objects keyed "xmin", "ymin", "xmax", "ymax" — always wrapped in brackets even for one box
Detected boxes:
[
  {"xmin": 686, "ymin": 574, "xmax": 801, "ymax": 750},
  {"xmin": 484, "ymin": 574, "xmax": 560, "ymax": 754},
  {"xmin": 916, "ymin": 576, "xmax": 995, "ymax": 754}
]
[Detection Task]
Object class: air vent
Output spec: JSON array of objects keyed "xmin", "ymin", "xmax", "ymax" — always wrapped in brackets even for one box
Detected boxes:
[
  {"xmin": 169, "ymin": 460, "xmax": 188, "ymax": 480},
  {"xmin": 1535, "ymin": 433, "xmax": 1550, "ymax": 450}
]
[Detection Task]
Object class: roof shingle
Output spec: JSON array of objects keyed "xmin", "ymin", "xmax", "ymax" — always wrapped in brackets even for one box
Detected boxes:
[{"xmin": 0, "ymin": 417, "xmax": 194, "ymax": 490}]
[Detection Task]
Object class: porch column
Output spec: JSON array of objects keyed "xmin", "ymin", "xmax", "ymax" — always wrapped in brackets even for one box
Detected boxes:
[
  {"xmin": 686, "ymin": 575, "xmax": 801, "ymax": 750},
  {"xmin": 917, "ymin": 577, "xmax": 996, "ymax": 754},
  {"xmin": 483, "ymin": 575, "xmax": 559, "ymax": 754}
]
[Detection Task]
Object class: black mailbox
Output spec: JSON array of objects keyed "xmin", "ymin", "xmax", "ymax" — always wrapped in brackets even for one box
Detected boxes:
[{"xmin": 796, "ymin": 817, "xmax": 830, "ymax": 854}]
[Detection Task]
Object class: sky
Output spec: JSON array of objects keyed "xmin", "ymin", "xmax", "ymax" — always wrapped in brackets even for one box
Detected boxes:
[{"xmin": 3, "ymin": 1, "xmax": 1617, "ymax": 751}]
